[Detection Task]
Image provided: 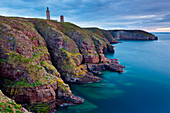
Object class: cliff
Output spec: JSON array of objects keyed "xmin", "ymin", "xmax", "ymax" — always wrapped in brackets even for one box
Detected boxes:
[
  {"xmin": 108, "ymin": 30, "xmax": 158, "ymax": 40},
  {"xmin": 85, "ymin": 28, "xmax": 158, "ymax": 41},
  {"xmin": 0, "ymin": 16, "xmax": 124, "ymax": 112},
  {"xmin": 84, "ymin": 27, "xmax": 119, "ymax": 44}
]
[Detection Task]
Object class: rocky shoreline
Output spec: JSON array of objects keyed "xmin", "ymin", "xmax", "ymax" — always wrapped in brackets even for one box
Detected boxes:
[{"xmin": 0, "ymin": 16, "xmax": 157, "ymax": 113}]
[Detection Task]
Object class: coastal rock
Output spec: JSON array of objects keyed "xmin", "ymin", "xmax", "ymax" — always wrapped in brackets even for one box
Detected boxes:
[
  {"xmin": 107, "ymin": 44, "xmax": 115, "ymax": 53},
  {"xmin": 33, "ymin": 20, "xmax": 101, "ymax": 83},
  {"xmin": 87, "ymin": 59, "xmax": 125, "ymax": 73},
  {"xmin": 56, "ymin": 94, "xmax": 84, "ymax": 107}
]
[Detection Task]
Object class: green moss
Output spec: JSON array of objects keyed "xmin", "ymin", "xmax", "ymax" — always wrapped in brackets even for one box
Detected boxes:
[
  {"xmin": 27, "ymin": 103, "xmax": 50, "ymax": 113},
  {"xmin": 0, "ymin": 94, "xmax": 24, "ymax": 113},
  {"xmin": 4, "ymin": 106, "xmax": 14, "ymax": 113},
  {"xmin": 30, "ymin": 37, "xmax": 36, "ymax": 40},
  {"xmin": 61, "ymin": 48, "xmax": 81, "ymax": 57},
  {"xmin": 64, "ymin": 64, "xmax": 74, "ymax": 69},
  {"xmin": 16, "ymin": 110, "xmax": 24, "ymax": 113},
  {"xmin": 59, "ymin": 22, "xmax": 78, "ymax": 33},
  {"xmin": 0, "ymin": 59, "xmax": 8, "ymax": 63},
  {"xmin": 41, "ymin": 60, "xmax": 56, "ymax": 71},
  {"xmin": 3, "ymin": 79, "xmax": 42, "ymax": 88},
  {"xmin": 59, "ymin": 48, "xmax": 80, "ymax": 69},
  {"xmin": 48, "ymin": 24, "xmax": 55, "ymax": 28}
]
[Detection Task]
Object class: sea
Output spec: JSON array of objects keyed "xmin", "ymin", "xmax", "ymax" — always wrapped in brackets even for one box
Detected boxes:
[{"xmin": 57, "ymin": 33, "xmax": 170, "ymax": 113}]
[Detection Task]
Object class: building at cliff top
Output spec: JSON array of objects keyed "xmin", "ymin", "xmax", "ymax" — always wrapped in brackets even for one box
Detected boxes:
[
  {"xmin": 60, "ymin": 15, "xmax": 64, "ymax": 22},
  {"xmin": 46, "ymin": 7, "xmax": 64, "ymax": 22},
  {"xmin": 46, "ymin": 7, "xmax": 50, "ymax": 20}
]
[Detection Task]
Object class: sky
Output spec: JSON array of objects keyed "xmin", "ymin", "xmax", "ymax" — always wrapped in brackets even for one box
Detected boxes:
[{"xmin": 0, "ymin": 0, "xmax": 170, "ymax": 32}]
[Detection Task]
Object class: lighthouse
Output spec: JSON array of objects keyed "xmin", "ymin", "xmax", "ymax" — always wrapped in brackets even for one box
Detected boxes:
[
  {"xmin": 60, "ymin": 15, "xmax": 64, "ymax": 22},
  {"xmin": 46, "ymin": 7, "xmax": 50, "ymax": 20}
]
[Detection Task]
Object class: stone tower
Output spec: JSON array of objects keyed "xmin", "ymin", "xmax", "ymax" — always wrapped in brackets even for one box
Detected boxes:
[
  {"xmin": 60, "ymin": 15, "xmax": 64, "ymax": 22},
  {"xmin": 46, "ymin": 7, "xmax": 50, "ymax": 20}
]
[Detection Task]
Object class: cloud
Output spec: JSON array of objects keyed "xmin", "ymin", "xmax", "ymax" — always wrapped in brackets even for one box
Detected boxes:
[
  {"xmin": 125, "ymin": 15, "xmax": 157, "ymax": 19},
  {"xmin": 157, "ymin": 28, "xmax": 170, "ymax": 31},
  {"xmin": 0, "ymin": 0, "xmax": 170, "ymax": 32}
]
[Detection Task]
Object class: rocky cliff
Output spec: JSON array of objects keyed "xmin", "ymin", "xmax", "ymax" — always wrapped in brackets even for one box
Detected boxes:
[
  {"xmin": 0, "ymin": 16, "xmax": 124, "ymax": 112},
  {"xmin": 108, "ymin": 30, "xmax": 158, "ymax": 40},
  {"xmin": 0, "ymin": 16, "xmax": 83, "ymax": 112},
  {"xmin": 84, "ymin": 27, "xmax": 119, "ymax": 44},
  {"xmin": 85, "ymin": 28, "xmax": 158, "ymax": 41},
  {"xmin": 0, "ymin": 16, "xmax": 157, "ymax": 113}
]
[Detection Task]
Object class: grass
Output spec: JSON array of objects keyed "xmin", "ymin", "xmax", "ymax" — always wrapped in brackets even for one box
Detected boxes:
[
  {"xmin": 0, "ymin": 90, "xmax": 24, "ymax": 113},
  {"xmin": 0, "ymin": 59, "xmax": 8, "ymax": 63}
]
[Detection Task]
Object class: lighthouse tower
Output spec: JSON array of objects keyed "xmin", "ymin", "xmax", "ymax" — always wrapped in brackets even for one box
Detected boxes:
[
  {"xmin": 46, "ymin": 7, "xmax": 50, "ymax": 20},
  {"xmin": 60, "ymin": 15, "xmax": 64, "ymax": 22}
]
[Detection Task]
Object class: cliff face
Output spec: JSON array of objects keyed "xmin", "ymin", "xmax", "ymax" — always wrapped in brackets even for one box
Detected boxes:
[
  {"xmin": 85, "ymin": 28, "xmax": 158, "ymax": 41},
  {"xmin": 31, "ymin": 19, "xmax": 101, "ymax": 83},
  {"xmin": 85, "ymin": 28, "xmax": 119, "ymax": 44},
  {"xmin": 108, "ymin": 30, "xmax": 158, "ymax": 40},
  {"xmin": 52, "ymin": 22, "xmax": 114, "ymax": 63},
  {"xmin": 0, "ymin": 16, "xmax": 127, "ymax": 112},
  {"xmin": 0, "ymin": 16, "xmax": 83, "ymax": 112}
]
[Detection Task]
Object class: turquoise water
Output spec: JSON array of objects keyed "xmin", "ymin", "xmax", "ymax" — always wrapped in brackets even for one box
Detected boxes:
[{"xmin": 57, "ymin": 33, "xmax": 170, "ymax": 113}]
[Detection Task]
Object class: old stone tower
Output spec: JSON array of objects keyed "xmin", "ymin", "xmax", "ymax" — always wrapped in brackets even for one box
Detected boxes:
[
  {"xmin": 46, "ymin": 7, "xmax": 50, "ymax": 20},
  {"xmin": 60, "ymin": 15, "xmax": 64, "ymax": 22}
]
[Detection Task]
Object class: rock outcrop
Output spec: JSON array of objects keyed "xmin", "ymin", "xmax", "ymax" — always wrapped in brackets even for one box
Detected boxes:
[{"xmin": 87, "ymin": 58, "xmax": 125, "ymax": 74}]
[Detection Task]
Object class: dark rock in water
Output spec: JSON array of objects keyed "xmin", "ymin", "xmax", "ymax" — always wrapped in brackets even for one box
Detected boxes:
[
  {"xmin": 56, "ymin": 94, "xmax": 84, "ymax": 107},
  {"xmin": 110, "ymin": 40, "xmax": 119, "ymax": 44},
  {"xmin": 92, "ymin": 71, "xmax": 102, "ymax": 75},
  {"xmin": 107, "ymin": 44, "xmax": 115, "ymax": 53},
  {"xmin": 155, "ymin": 36, "xmax": 158, "ymax": 40},
  {"xmin": 87, "ymin": 58, "xmax": 125, "ymax": 73}
]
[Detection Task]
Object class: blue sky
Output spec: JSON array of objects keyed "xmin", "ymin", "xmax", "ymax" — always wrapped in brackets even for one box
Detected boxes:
[{"xmin": 0, "ymin": 0, "xmax": 170, "ymax": 32}]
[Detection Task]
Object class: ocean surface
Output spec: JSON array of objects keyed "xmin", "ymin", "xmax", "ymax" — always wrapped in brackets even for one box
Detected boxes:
[{"xmin": 57, "ymin": 33, "xmax": 170, "ymax": 113}]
